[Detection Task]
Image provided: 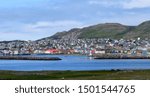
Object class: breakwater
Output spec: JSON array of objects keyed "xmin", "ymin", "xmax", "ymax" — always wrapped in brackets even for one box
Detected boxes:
[
  {"xmin": 93, "ymin": 54, "xmax": 150, "ymax": 59},
  {"xmin": 0, "ymin": 56, "xmax": 62, "ymax": 61}
]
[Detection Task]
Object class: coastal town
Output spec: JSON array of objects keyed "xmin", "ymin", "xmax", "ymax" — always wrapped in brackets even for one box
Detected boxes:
[{"xmin": 0, "ymin": 38, "xmax": 150, "ymax": 57}]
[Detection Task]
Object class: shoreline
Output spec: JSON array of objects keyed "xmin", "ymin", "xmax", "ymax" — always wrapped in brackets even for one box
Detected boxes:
[
  {"xmin": 1, "ymin": 54, "xmax": 150, "ymax": 60},
  {"xmin": 0, "ymin": 69, "xmax": 150, "ymax": 80}
]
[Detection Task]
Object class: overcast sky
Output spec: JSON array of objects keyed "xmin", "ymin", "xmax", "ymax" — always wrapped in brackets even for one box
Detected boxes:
[{"xmin": 0, "ymin": 0, "xmax": 150, "ymax": 41}]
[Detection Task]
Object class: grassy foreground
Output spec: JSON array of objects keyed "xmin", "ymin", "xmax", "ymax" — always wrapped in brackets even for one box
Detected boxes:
[{"xmin": 0, "ymin": 70, "xmax": 150, "ymax": 80}]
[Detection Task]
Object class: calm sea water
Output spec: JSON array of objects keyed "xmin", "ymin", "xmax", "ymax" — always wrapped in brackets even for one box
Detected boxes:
[{"xmin": 0, "ymin": 55, "xmax": 150, "ymax": 71}]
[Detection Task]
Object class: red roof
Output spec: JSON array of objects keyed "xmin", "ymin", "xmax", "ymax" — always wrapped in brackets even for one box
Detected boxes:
[{"xmin": 46, "ymin": 49, "xmax": 59, "ymax": 53}]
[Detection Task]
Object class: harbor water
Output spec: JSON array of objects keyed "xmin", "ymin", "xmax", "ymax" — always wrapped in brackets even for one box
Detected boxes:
[{"xmin": 0, "ymin": 55, "xmax": 150, "ymax": 71}]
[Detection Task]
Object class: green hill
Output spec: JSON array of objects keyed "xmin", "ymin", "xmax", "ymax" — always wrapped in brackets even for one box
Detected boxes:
[
  {"xmin": 45, "ymin": 20, "xmax": 150, "ymax": 40},
  {"xmin": 124, "ymin": 20, "xmax": 150, "ymax": 39},
  {"xmin": 78, "ymin": 23, "xmax": 134, "ymax": 39}
]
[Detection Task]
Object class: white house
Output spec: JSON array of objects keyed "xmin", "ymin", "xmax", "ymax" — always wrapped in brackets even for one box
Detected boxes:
[{"xmin": 95, "ymin": 49, "xmax": 105, "ymax": 54}]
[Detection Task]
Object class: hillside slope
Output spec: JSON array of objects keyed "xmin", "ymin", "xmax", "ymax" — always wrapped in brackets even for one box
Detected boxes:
[
  {"xmin": 42, "ymin": 20, "xmax": 150, "ymax": 40},
  {"xmin": 78, "ymin": 23, "xmax": 133, "ymax": 39},
  {"xmin": 124, "ymin": 20, "xmax": 150, "ymax": 39}
]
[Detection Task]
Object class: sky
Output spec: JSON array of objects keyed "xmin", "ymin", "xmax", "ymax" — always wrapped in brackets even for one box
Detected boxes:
[{"xmin": 0, "ymin": 0, "xmax": 150, "ymax": 41}]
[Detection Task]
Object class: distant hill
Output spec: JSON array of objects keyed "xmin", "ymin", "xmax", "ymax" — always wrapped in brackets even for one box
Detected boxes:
[
  {"xmin": 0, "ymin": 40, "xmax": 26, "ymax": 43},
  {"xmin": 78, "ymin": 23, "xmax": 134, "ymax": 39},
  {"xmin": 124, "ymin": 20, "xmax": 150, "ymax": 39},
  {"xmin": 41, "ymin": 20, "xmax": 150, "ymax": 40}
]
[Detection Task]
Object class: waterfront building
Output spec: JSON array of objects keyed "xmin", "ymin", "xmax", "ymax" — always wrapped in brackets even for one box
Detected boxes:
[
  {"xmin": 45, "ymin": 49, "xmax": 60, "ymax": 54},
  {"xmin": 95, "ymin": 48, "xmax": 106, "ymax": 54}
]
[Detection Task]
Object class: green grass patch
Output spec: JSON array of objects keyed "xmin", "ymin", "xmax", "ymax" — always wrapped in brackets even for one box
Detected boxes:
[{"xmin": 0, "ymin": 70, "xmax": 150, "ymax": 80}]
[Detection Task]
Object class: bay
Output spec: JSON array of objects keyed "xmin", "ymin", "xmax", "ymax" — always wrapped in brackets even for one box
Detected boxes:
[{"xmin": 0, "ymin": 55, "xmax": 150, "ymax": 71}]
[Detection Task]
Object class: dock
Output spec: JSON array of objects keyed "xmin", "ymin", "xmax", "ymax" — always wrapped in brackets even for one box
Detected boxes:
[{"xmin": 0, "ymin": 56, "xmax": 62, "ymax": 61}]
